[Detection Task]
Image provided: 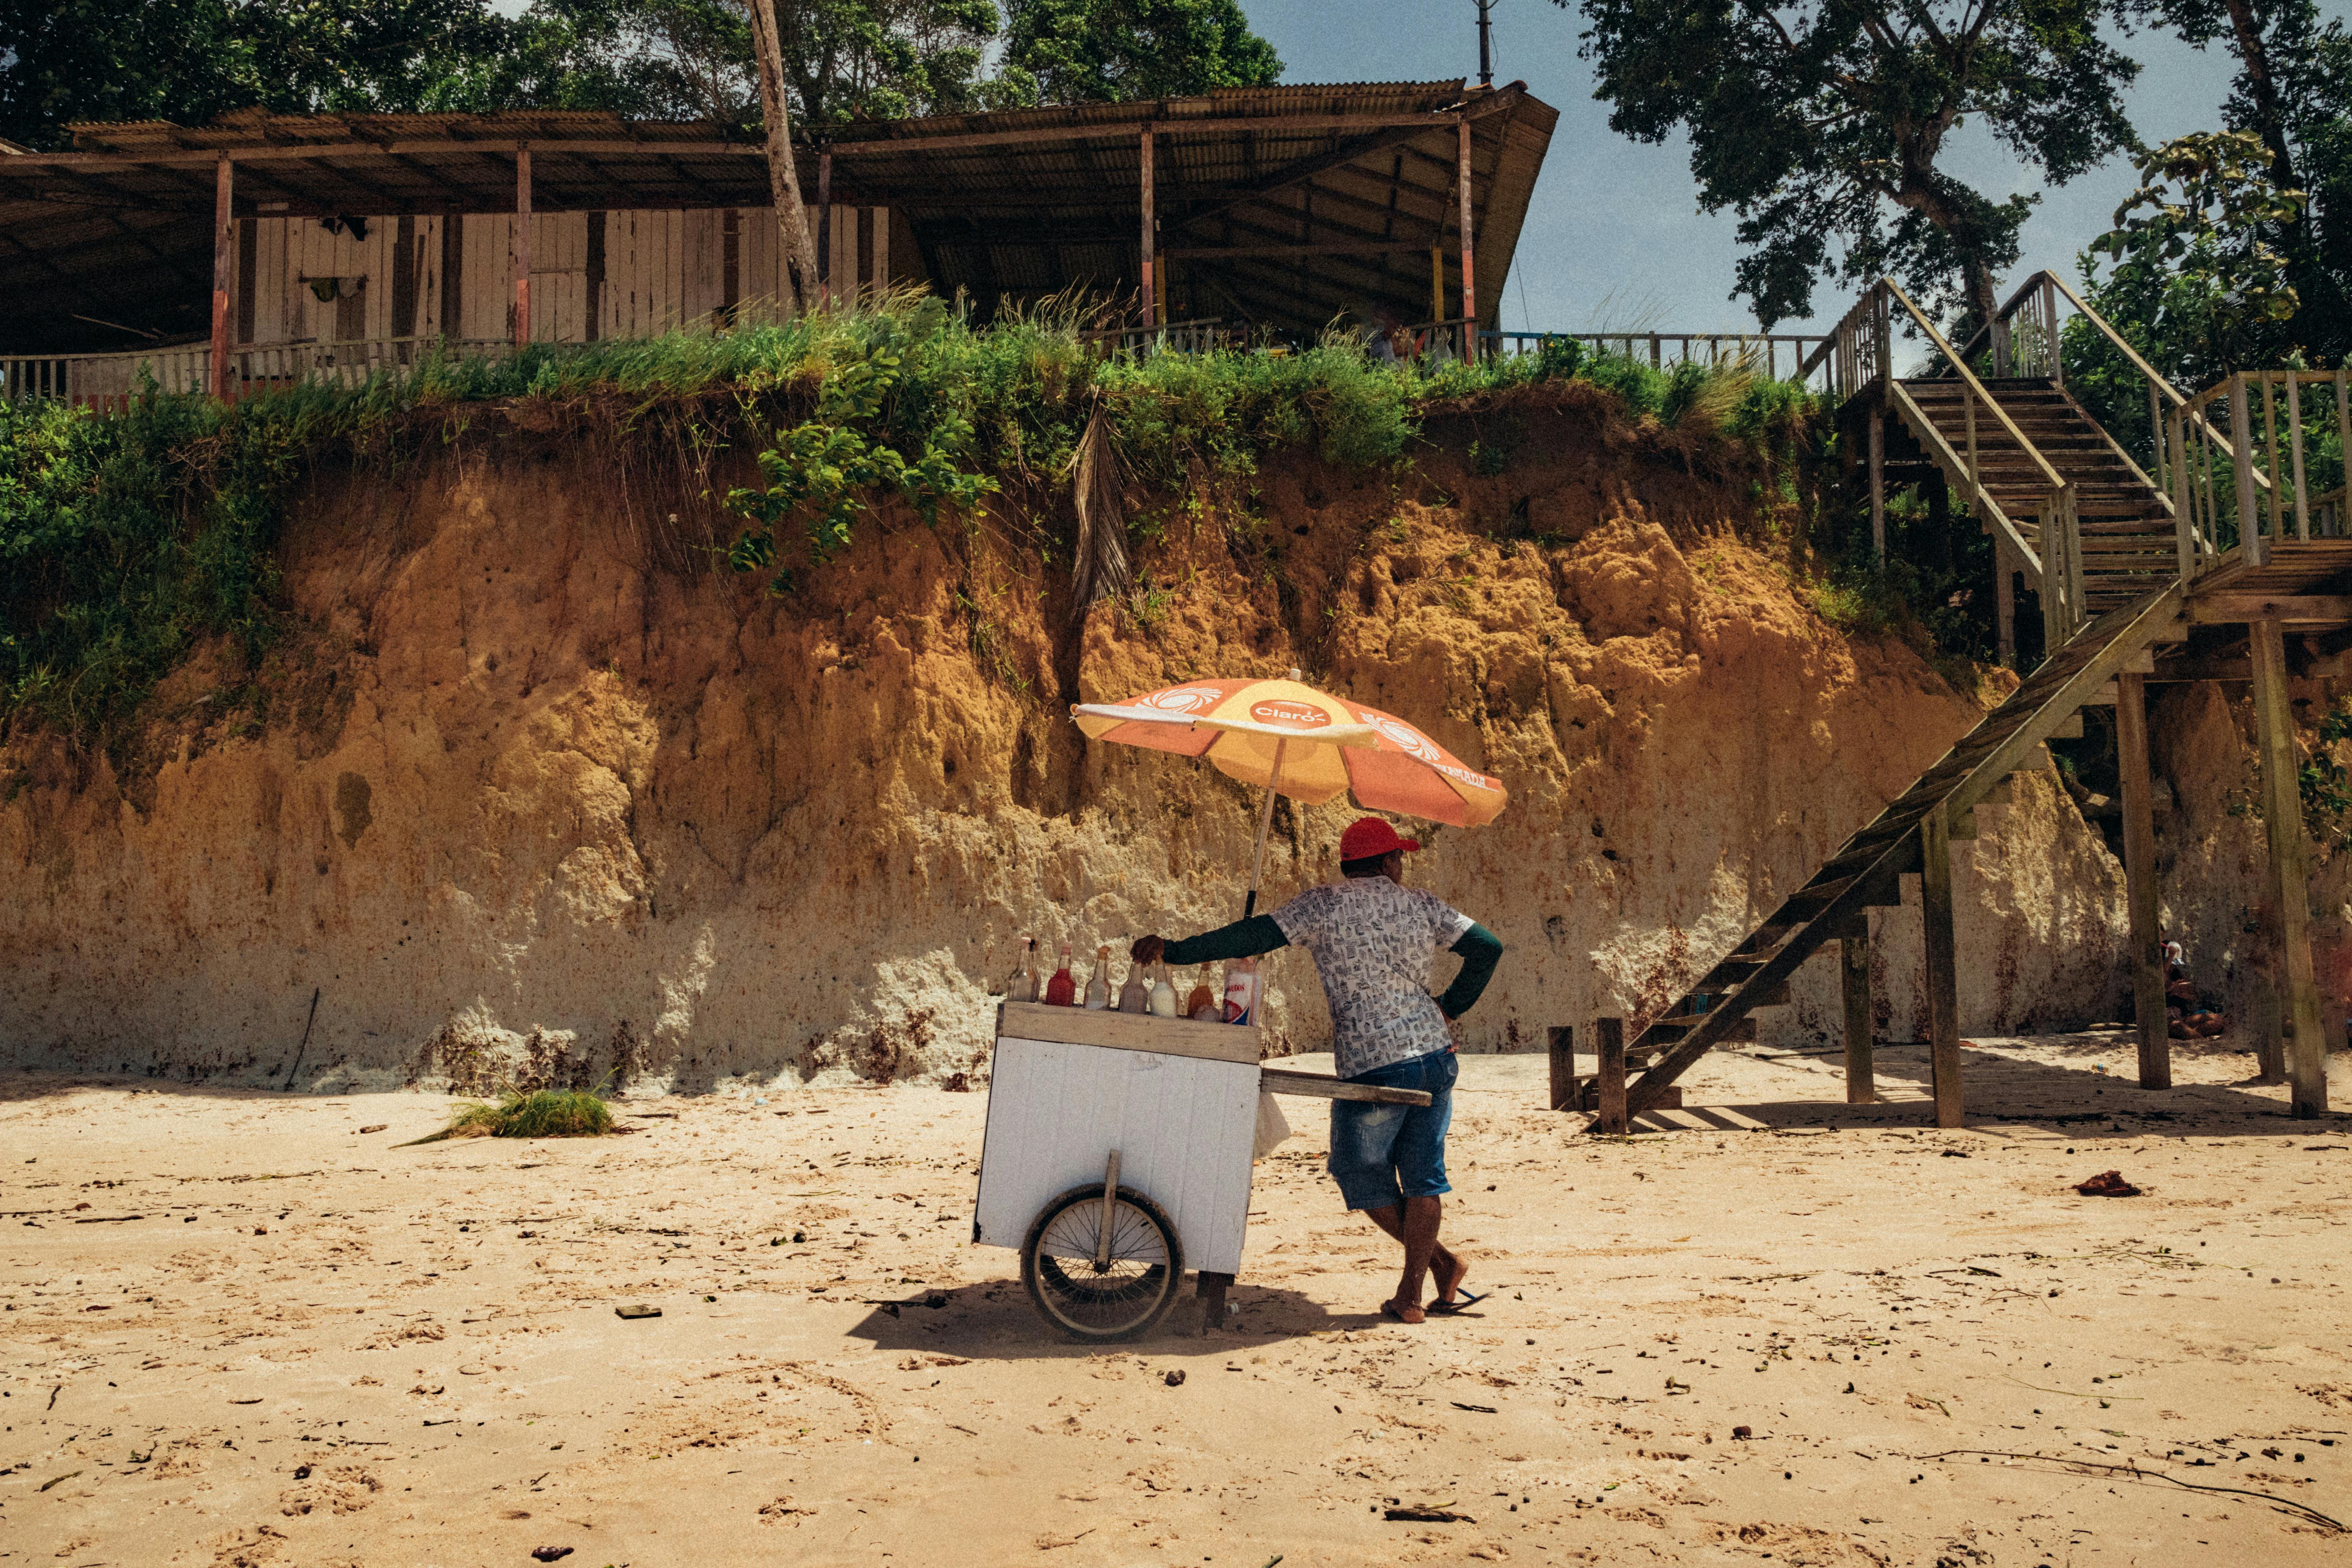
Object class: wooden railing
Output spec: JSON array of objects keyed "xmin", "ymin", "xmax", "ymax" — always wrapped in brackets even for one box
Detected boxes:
[
  {"xmin": 3, "ymin": 336, "xmax": 517, "ymax": 407},
  {"xmin": 2169, "ymin": 369, "xmax": 2352, "ymax": 570},
  {"xmin": 1485, "ymin": 329, "xmax": 1832, "ymax": 387}
]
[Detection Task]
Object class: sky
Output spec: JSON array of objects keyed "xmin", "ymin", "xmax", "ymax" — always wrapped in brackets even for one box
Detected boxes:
[{"xmin": 1237, "ymin": 0, "xmax": 2349, "ymax": 333}]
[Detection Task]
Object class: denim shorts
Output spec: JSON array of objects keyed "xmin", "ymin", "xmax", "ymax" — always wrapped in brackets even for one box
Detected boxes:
[{"xmin": 1327, "ymin": 1049, "xmax": 1457, "ymax": 1212}]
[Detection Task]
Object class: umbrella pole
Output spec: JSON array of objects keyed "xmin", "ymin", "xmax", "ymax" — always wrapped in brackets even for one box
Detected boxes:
[{"xmin": 1244, "ymin": 739, "xmax": 1287, "ymax": 918}]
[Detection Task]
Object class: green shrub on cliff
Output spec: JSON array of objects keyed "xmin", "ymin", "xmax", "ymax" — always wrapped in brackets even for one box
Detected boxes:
[{"xmin": 0, "ymin": 294, "xmax": 1822, "ymax": 733}]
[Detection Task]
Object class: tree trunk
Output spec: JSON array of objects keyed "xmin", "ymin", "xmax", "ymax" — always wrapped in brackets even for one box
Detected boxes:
[
  {"xmin": 2221, "ymin": 0, "xmax": 2302, "ymax": 196},
  {"xmin": 747, "ymin": 0, "xmax": 822, "ymax": 317}
]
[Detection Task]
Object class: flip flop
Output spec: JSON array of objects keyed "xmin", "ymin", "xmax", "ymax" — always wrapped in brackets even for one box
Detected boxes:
[{"xmin": 1425, "ymin": 1291, "xmax": 1489, "ymax": 1315}]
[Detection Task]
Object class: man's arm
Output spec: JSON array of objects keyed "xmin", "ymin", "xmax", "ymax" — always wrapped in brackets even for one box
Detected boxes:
[
  {"xmin": 1131, "ymin": 915, "xmax": 1289, "ymax": 969},
  {"xmin": 1436, "ymin": 922, "xmax": 1503, "ymax": 1019}
]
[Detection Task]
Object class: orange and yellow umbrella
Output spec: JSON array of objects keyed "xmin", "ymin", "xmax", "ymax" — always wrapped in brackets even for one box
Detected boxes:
[{"xmin": 1072, "ymin": 670, "xmax": 1506, "ymax": 913}]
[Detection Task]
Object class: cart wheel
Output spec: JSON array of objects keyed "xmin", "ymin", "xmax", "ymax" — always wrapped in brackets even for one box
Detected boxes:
[{"xmin": 1019, "ymin": 1183, "xmax": 1185, "ymax": 1341}]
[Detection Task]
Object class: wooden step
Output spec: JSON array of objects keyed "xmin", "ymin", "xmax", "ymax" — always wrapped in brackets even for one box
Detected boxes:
[{"xmin": 1641, "ymin": 1015, "xmax": 1757, "ymax": 1046}]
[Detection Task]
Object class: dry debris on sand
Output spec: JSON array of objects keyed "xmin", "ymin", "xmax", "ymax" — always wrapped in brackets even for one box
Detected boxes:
[{"xmin": 4, "ymin": 1030, "xmax": 2349, "ymax": 1564}]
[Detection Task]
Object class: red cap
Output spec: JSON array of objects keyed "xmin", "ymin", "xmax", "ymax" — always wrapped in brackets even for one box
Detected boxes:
[{"xmin": 1340, "ymin": 816, "xmax": 1420, "ymax": 862}]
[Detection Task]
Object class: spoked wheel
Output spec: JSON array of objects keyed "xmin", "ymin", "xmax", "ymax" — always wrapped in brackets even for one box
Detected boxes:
[{"xmin": 1019, "ymin": 1183, "xmax": 1185, "ymax": 1341}]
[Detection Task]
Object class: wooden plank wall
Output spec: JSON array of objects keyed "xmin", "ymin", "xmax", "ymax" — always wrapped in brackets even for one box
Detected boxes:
[{"xmin": 236, "ymin": 206, "xmax": 902, "ymax": 347}]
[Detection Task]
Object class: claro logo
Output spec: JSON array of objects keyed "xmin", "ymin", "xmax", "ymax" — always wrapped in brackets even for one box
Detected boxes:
[{"xmin": 1250, "ymin": 699, "xmax": 1330, "ymax": 728}]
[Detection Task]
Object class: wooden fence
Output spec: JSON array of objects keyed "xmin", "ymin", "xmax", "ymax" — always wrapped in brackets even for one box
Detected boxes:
[{"xmin": 1486, "ymin": 330, "xmax": 1833, "ymax": 387}]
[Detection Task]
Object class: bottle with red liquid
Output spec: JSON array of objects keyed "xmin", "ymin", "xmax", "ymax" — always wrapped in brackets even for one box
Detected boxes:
[{"xmin": 1045, "ymin": 942, "xmax": 1078, "ymax": 1007}]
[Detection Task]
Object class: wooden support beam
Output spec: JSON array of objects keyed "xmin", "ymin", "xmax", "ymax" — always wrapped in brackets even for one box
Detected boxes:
[
  {"xmin": 1138, "ymin": 127, "xmax": 1155, "ymax": 327},
  {"xmin": 512, "ymin": 145, "xmax": 531, "ymax": 350},
  {"xmin": 1841, "ymin": 920, "xmax": 1874, "ymax": 1105},
  {"xmin": 1921, "ymin": 809, "xmax": 1963, "ymax": 1128},
  {"xmin": 1995, "ymin": 542, "xmax": 2015, "ymax": 667},
  {"xmin": 2250, "ymin": 616, "xmax": 2330, "ymax": 1116},
  {"xmin": 1547, "ymin": 1025, "xmax": 1575, "ymax": 1112},
  {"xmin": 1869, "ymin": 405, "xmax": 1886, "ymax": 558},
  {"xmin": 207, "ymin": 153, "xmax": 231, "ymax": 401},
  {"xmin": 2116, "ymin": 671, "xmax": 2170, "ymax": 1090},
  {"xmin": 2190, "ymin": 593, "xmax": 2352, "ymax": 624},
  {"xmin": 1456, "ymin": 118, "xmax": 1475, "ymax": 357},
  {"xmin": 1594, "ymin": 1017, "xmax": 1627, "ymax": 1136},
  {"xmin": 815, "ymin": 148, "xmax": 832, "ymax": 299}
]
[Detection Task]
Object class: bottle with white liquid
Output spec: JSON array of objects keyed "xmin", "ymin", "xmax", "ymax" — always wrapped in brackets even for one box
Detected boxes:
[
  {"xmin": 1148, "ymin": 962, "xmax": 1180, "ymax": 1018},
  {"xmin": 1084, "ymin": 945, "xmax": 1112, "ymax": 1009},
  {"xmin": 1117, "ymin": 958, "xmax": 1150, "ymax": 1014}
]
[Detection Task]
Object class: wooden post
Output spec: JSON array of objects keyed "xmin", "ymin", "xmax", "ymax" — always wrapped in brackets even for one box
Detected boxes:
[
  {"xmin": 1547, "ymin": 1025, "xmax": 1576, "ymax": 1112},
  {"xmin": 208, "ymin": 153, "xmax": 232, "ymax": 401},
  {"xmin": 2250, "ymin": 615, "xmax": 2330, "ymax": 1116},
  {"xmin": 2288, "ymin": 374, "xmax": 2310, "ymax": 541},
  {"xmin": 1921, "ymin": 809, "xmax": 1963, "ymax": 1128},
  {"xmin": 512, "ymin": 144, "xmax": 532, "ymax": 350},
  {"xmin": 1868, "ymin": 405, "xmax": 1886, "ymax": 559},
  {"xmin": 1456, "ymin": 120, "xmax": 1476, "ymax": 361},
  {"xmin": 1841, "ymin": 919, "xmax": 1874, "ymax": 1104},
  {"xmin": 1195, "ymin": 1269, "xmax": 1233, "ymax": 1336},
  {"xmin": 815, "ymin": 147, "xmax": 832, "ymax": 303},
  {"xmin": 1138, "ymin": 127, "xmax": 1156, "ymax": 330},
  {"xmin": 2117, "ymin": 671, "xmax": 2169, "ymax": 1089},
  {"xmin": 1594, "ymin": 1017, "xmax": 1626, "ymax": 1135},
  {"xmin": 1428, "ymin": 246, "xmax": 1443, "ymax": 325},
  {"xmin": 1994, "ymin": 541, "xmax": 2016, "ymax": 666},
  {"xmin": 2232, "ymin": 374, "xmax": 2262, "ymax": 566},
  {"xmin": 2252, "ymin": 980, "xmax": 2286, "ymax": 1084}
]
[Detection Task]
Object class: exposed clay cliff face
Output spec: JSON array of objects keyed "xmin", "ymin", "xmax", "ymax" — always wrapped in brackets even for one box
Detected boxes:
[{"xmin": 0, "ymin": 387, "xmax": 2135, "ymax": 1087}]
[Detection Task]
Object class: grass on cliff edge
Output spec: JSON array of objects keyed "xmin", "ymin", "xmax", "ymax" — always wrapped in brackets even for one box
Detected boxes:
[
  {"xmin": 0, "ymin": 294, "xmax": 1818, "ymax": 735},
  {"xmin": 402, "ymin": 1089, "xmax": 615, "ymax": 1143}
]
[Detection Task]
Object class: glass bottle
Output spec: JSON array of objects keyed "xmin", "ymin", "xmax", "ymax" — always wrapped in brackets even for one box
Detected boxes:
[
  {"xmin": 1007, "ymin": 935, "xmax": 1036, "ymax": 1002},
  {"xmin": 1117, "ymin": 958, "xmax": 1150, "ymax": 1014},
  {"xmin": 1083, "ymin": 945, "xmax": 1112, "ymax": 1009},
  {"xmin": 1185, "ymin": 972, "xmax": 1218, "ymax": 1020},
  {"xmin": 1148, "ymin": 961, "xmax": 1180, "ymax": 1018},
  {"xmin": 1045, "ymin": 941, "xmax": 1078, "ymax": 1007}
]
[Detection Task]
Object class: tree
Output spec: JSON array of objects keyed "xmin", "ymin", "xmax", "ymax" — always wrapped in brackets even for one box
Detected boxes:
[
  {"xmin": 2123, "ymin": 0, "xmax": 2352, "ymax": 363},
  {"xmin": 747, "ymin": 0, "xmax": 824, "ymax": 315},
  {"xmin": 1567, "ymin": 0, "xmax": 2140, "ymax": 330},
  {"xmin": 0, "ymin": 0, "xmax": 522, "ymax": 150},
  {"xmin": 998, "ymin": 0, "xmax": 1281, "ymax": 104}
]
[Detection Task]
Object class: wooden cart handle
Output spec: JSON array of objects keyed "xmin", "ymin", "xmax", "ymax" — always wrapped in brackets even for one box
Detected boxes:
[{"xmin": 1259, "ymin": 1067, "xmax": 1433, "ymax": 1106}]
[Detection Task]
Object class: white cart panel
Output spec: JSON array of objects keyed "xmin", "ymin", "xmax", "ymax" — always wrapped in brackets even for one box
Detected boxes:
[{"xmin": 975, "ymin": 1036, "xmax": 1259, "ymax": 1276}]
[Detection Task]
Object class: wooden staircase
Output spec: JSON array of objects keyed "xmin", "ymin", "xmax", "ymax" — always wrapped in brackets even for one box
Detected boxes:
[
  {"xmin": 1891, "ymin": 377, "xmax": 2177, "ymax": 615},
  {"xmin": 1621, "ymin": 583, "xmax": 2186, "ymax": 1118}
]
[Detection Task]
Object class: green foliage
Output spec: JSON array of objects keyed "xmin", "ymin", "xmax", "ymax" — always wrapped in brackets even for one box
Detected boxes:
[
  {"xmin": 2298, "ymin": 697, "xmax": 2352, "ymax": 861},
  {"xmin": 1568, "ymin": 0, "xmax": 2140, "ymax": 328},
  {"xmin": 441, "ymin": 1089, "xmax": 615, "ymax": 1138},
  {"xmin": 1, "ymin": 294, "xmax": 1814, "ymax": 736},
  {"xmin": 997, "ymin": 0, "xmax": 1280, "ymax": 105},
  {"xmin": 2097, "ymin": 132, "xmax": 2306, "ymax": 363},
  {"xmin": 0, "ymin": 391, "xmax": 310, "ymax": 730}
]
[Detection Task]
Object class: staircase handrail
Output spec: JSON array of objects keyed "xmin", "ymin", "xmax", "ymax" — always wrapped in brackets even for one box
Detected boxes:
[
  {"xmin": 1885, "ymin": 378, "xmax": 2043, "ymax": 580},
  {"xmin": 1948, "ymin": 267, "xmax": 2267, "ymax": 498},
  {"xmin": 1878, "ymin": 277, "xmax": 2071, "ymax": 495}
]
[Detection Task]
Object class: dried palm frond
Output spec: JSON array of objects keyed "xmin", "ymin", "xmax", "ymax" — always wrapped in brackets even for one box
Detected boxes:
[{"xmin": 1066, "ymin": 400, "xmax": 1130, "ymax": 622}]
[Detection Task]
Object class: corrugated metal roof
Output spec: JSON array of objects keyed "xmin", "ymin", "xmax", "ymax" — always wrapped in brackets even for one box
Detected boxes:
[{"xmin": 3, "ymin": 82, "xmax": 1554, "ymax": 348}]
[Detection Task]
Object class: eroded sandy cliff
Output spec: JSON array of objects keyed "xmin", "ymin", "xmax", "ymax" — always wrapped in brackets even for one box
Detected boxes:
[{"xmin": 0, "ymin": 386, "xmax": 2137, "ymax": 1087}]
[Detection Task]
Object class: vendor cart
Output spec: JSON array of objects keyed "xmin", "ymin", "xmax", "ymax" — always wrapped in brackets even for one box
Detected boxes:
[{"xmin": 975, "ymin": 1000, "xmax": 1431, "ymax": 1341}]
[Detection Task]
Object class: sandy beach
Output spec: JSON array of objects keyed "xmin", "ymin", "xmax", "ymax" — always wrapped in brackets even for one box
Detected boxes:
[{"xmin": 4, "ymin": 1036, "xmax": 2349, "ymax": 1566}]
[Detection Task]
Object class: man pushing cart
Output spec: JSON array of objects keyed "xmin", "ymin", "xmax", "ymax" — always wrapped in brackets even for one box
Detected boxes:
[{"xmin": 969, "ymin": 671, "xmax": 1509, "ymax": 1341}]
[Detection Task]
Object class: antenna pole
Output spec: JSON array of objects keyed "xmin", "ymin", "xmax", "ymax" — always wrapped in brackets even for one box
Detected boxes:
[{"xmin": 1475, "ymin": 0, "xmax": 1494, "ymax": 87}]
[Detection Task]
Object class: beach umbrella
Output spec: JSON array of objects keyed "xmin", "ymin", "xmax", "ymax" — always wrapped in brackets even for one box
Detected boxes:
[{"xmin": 1071, "ymin": 669, "xmax": 1507, "ymax": 915}]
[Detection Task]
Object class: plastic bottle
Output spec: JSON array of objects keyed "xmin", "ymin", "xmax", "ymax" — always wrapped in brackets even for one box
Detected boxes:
[
  {"xmin": 1148, "ymin": 962, "xmax": 1180, "ymax": 1019},
  {"xmin": 1117, "ymin": 959, "xmax": 1150, "ymax": 1014},
  {"xmin": 1221, "ymin": 955, "xmax": 1260, "ymax": 1025},
  {"xmin": 1084, "ymin": 945, "xmax": 1112, "ymax": 1009},
  {"xmin": 1045, "ymin": 942, "xmax": 1078, "ymax": 1007},
  {"xmin": 1007, "ymin": 935, "xmax": 1037, "ymax": 1002}
]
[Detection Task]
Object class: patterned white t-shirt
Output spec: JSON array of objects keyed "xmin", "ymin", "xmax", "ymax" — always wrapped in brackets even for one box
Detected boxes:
[{"xmin": 1271, "ymin": 877, "xmax": 1475, "ymax": 1079}]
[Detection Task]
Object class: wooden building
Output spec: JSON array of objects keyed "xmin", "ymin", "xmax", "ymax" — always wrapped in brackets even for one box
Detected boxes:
[{"xmin": 0, "ymin": 80, "xmax": 1557, "ymax": 396}]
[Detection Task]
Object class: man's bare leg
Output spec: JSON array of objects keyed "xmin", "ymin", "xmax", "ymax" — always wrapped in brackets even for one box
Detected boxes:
[{"xmin": 1361, "ymin": 1196, "xmax": 1452, "ymax": 1318}]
